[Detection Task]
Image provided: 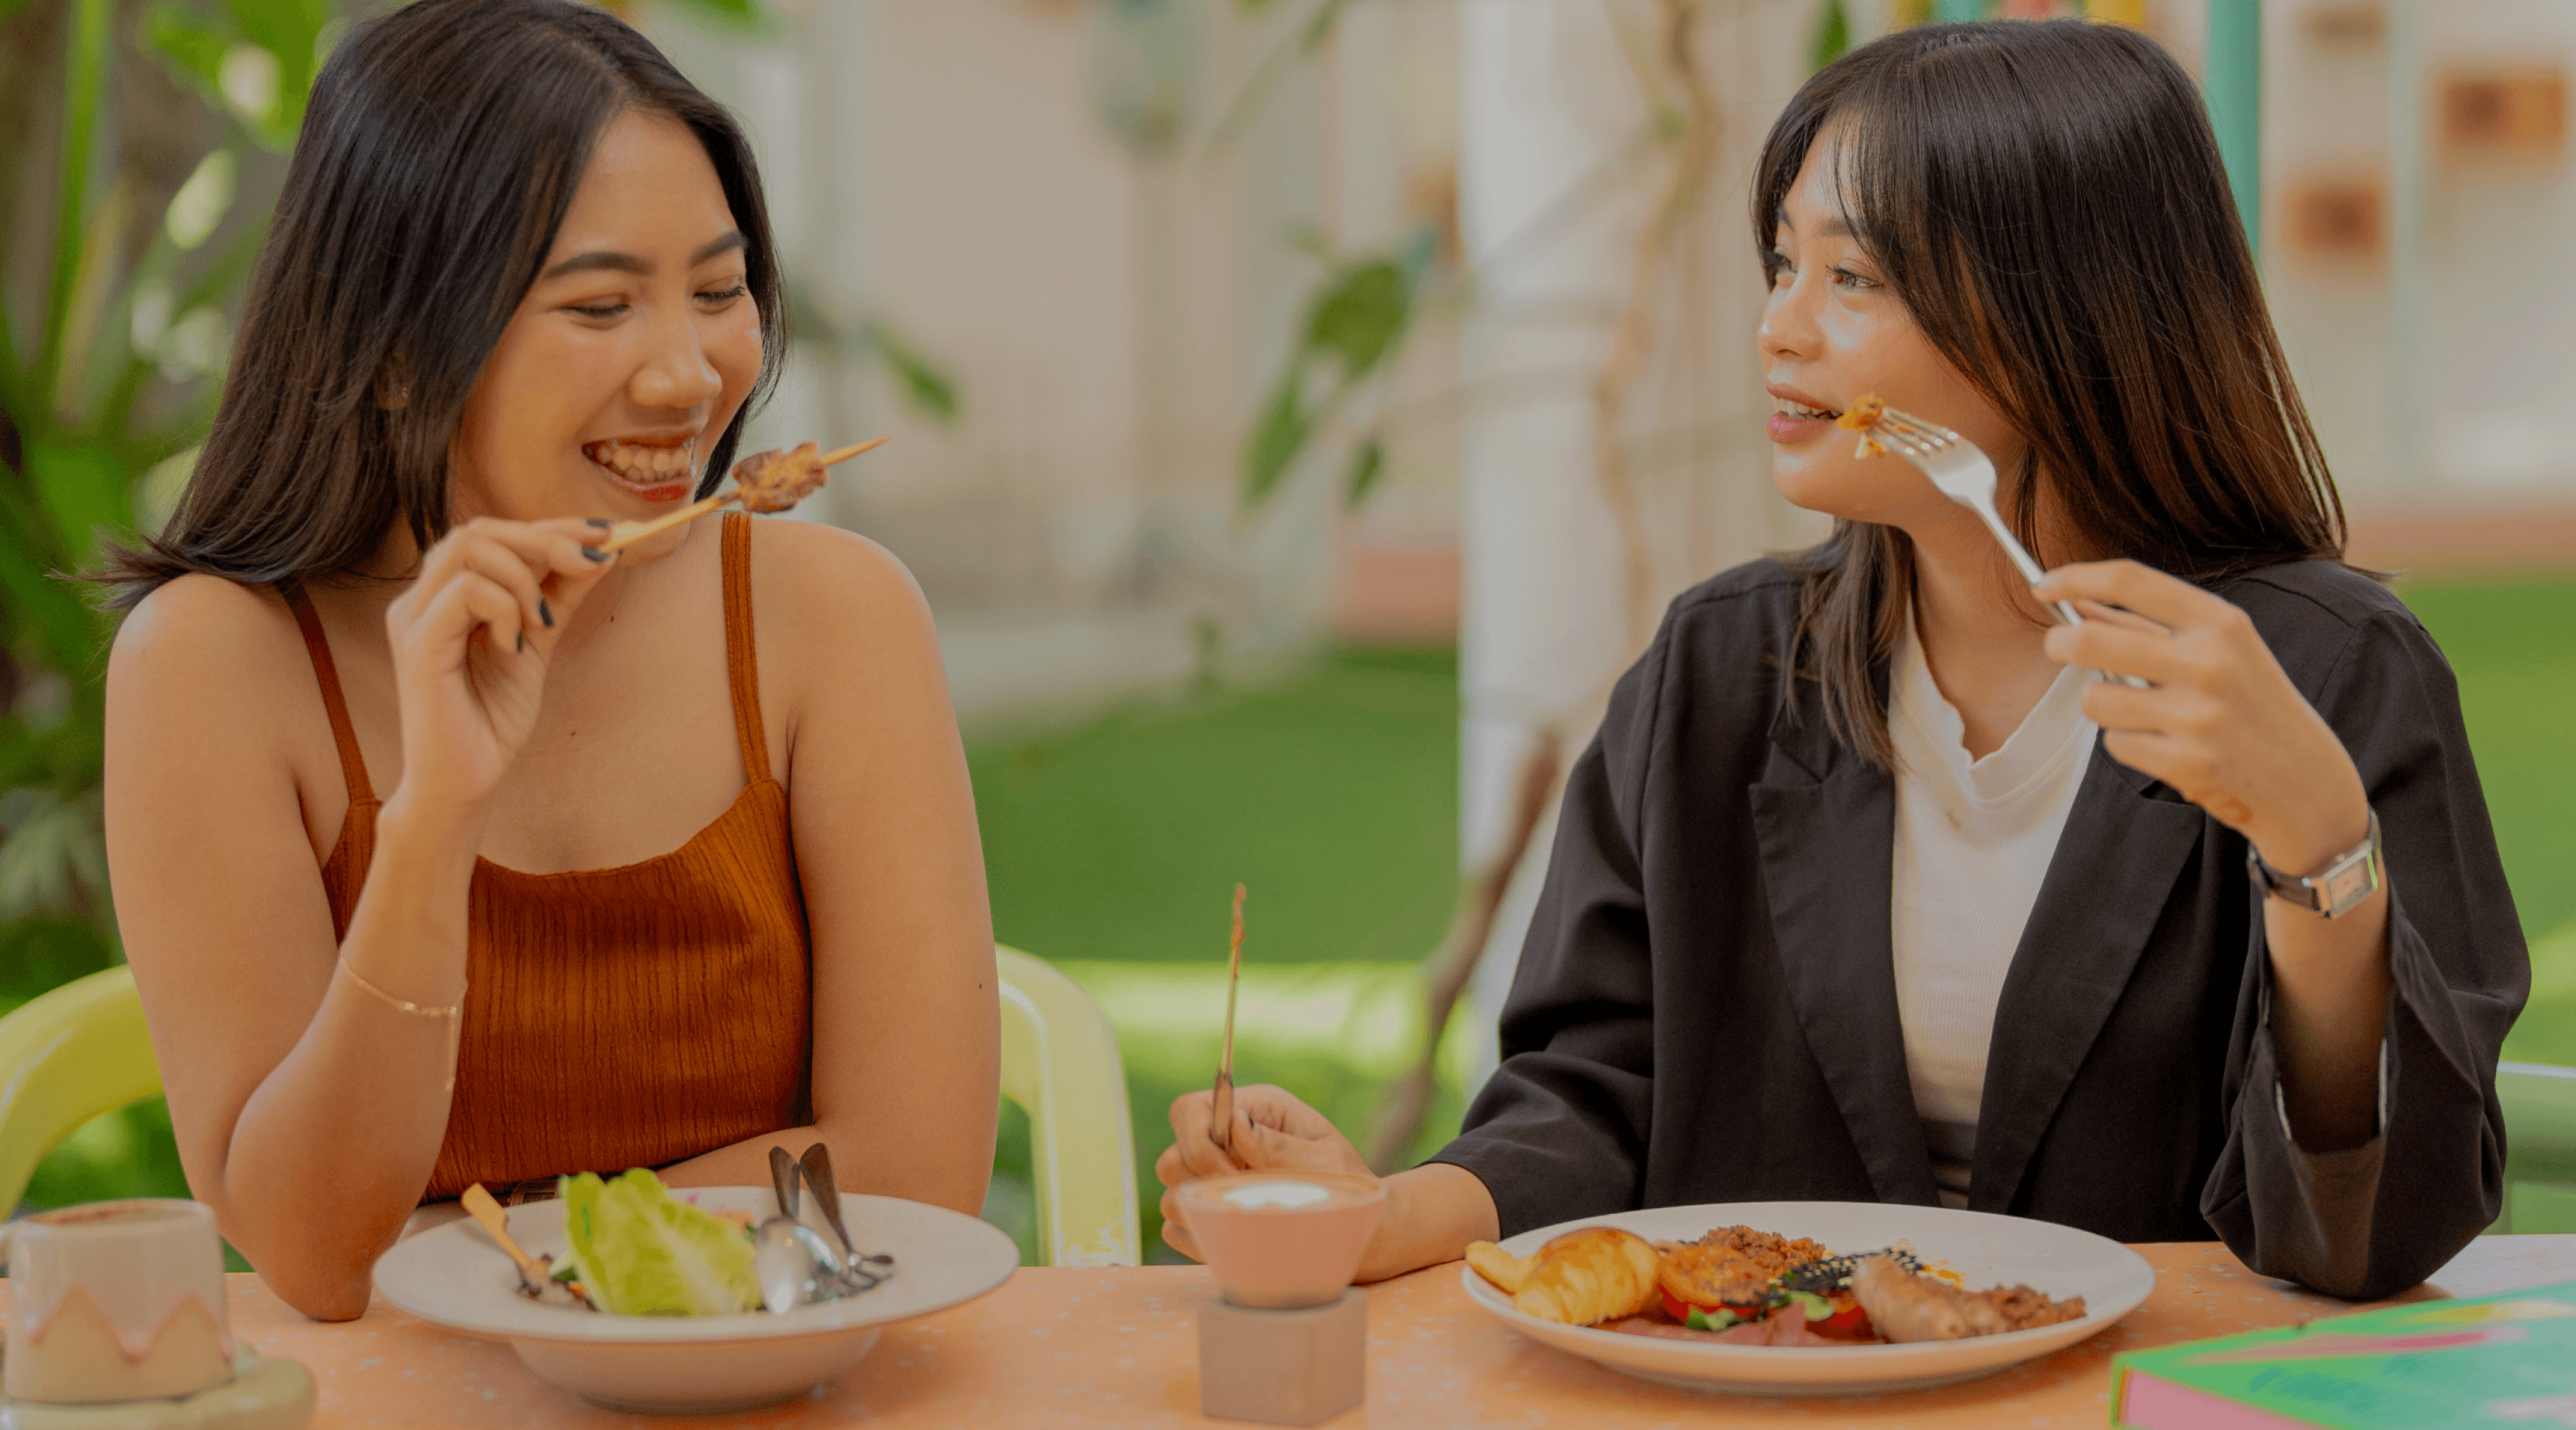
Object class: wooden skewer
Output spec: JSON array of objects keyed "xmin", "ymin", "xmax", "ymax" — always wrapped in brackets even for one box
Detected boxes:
[
  {"xmin": 596, "ymin": 436, "xmax": 889, "ymax": 553},
  {"xmin": 1209, "ymin": 883, "xmax": 1246, "ymax": 1155}
]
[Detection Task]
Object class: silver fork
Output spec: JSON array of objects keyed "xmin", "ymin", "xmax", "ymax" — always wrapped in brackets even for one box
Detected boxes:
[{"xmin": 1862, "ymin": 404, "xmax": 2151, "ymax": 689}]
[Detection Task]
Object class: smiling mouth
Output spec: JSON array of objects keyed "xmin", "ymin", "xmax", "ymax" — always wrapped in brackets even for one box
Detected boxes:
[
  {"xmin": 1774, "ymin": 397, "xmax": 1840, "ymax": 421},
  {"xmin": 582, "ymin": 437, "xmax": 699, "ymax": 491}
]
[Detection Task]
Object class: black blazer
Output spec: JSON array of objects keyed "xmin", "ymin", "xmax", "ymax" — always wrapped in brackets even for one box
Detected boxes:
[{"xmin": 1430, "ymin": 558, "xmax": 2527, "ymax": 1300}]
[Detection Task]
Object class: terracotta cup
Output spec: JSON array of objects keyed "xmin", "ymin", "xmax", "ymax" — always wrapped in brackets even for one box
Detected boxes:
[
  {"xmin": 1175, "ymin": 1171, "xmax": 1386, "ymax": 1310},
  {"xmin": 3, "ymin": 1199, "xmax": 235, "ymax": 1405}
]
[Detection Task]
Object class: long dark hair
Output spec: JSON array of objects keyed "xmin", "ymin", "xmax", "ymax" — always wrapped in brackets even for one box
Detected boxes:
[
  {"xmin": 100, "ymin": 0, "xmax": 783, "ymax": 608},
  {"xmin": 1758, "ymin": 20, "xmax": 2345, "ymax": 769}
]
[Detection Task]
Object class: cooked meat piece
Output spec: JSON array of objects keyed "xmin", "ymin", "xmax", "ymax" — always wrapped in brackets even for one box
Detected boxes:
[
  {"xmin": 731, "ymin": 441, "xmax": 826, "ymax": 513},
  {"xmin": 1851, "ymin": 1255, "xmax": 2014, "ymax": 1342},
  {"xmin": 1606, "ymin": 1305, "xmax": 1865, "ymax": 1346},
  {"xmin": 1713, "ymin": 1303, "xmax": 1845, "ymax": 1346},
  {"xmin": 1850, "ymin": 1255, "xmax": 2085, "ymax": 1343},
  {"xmin": 1606, "ymin": 1315, "xmax": 1730, "ymax": 1342},
  {"xmin": 1985, "ymin": 1283, "xmax": 2087, "ymax": 1331}
]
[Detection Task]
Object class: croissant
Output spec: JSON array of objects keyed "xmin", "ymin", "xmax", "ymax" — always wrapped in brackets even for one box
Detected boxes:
[
  {"xmin": 1464, "ymin": 1240, "xmax": 1533, "ymax": 1296},
  {"xmin": 1509, "ymin": 1227, "xmax": 1662, "ymax": 1326}
]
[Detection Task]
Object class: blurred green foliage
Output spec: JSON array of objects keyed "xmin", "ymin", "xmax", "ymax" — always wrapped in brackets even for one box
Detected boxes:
[
  {"xmin": 1813, "ymin": 0, "xmax": 1851, "ymax": 71},
  {"xmin": 1, "ymin": 0, "xmax": 342, "ymax": 1028},
  {"xmin": 1242, "ymin": 227, "xmax": 1438, "ymax": 512}
]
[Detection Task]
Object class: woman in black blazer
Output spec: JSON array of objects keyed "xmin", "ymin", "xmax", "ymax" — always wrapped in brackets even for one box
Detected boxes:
[{"xmin": 1158, "ymin": 21, "xmax": 2527, "ymax": 1300}]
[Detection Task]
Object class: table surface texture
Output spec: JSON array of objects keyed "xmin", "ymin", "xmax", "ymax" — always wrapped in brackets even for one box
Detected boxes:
[{"xmin": 9, "ymin": 1237, "xmax": 2575, "ymax": 1428}]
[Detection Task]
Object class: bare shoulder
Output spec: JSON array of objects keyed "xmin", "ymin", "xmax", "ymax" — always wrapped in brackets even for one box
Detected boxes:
[
  {"xmin": 104, "ymin": 575, "xmax": 325, "ymax": 868},
  {"xmin": 109, "ymin": 574, "xmax": 311, "ymax": 719},
  {"xmin": 748, "ymin": 517, "xmax": 938, "ymax": 660}
]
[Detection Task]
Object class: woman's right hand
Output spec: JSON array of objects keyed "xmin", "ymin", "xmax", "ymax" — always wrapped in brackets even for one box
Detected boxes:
[
  {"xmin": 383, "ymin": 517, "xmax": 618, "ymax": 819},
  {"xmin": 1156, "ymin": 1084, "xmax": 1375, "ymax": 1263}
]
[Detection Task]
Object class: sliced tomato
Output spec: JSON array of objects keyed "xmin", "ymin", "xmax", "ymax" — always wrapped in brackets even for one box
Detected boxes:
[{"xmin": 1808, "ymin": 1301, "xmax": 1874, "ymax": 1340}]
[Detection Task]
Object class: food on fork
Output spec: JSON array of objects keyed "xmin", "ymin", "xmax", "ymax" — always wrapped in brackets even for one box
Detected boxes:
[
  {"xmin": 1850, "ymin": 1253, "xmax": 2085, "ymax": 1343},
  {"xmin": 1835, "ymin": 391, "xmax": 1890, "ymax": 457},
  {"xmin": 1469, "ymin": 1227, "xmax": 1662, "ymax": 1326},
  {"xmin": 731, "ymin": 440, "xmax": 829, "ymax": 514}
]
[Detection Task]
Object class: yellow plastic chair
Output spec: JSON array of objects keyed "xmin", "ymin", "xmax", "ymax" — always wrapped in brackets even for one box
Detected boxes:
[
  {"xmin": 0, "ymin": 966, "xmax": 161, "ymax": 1216},
  {"xmin": 997, "ymin": 945, "xmax": 1141, "ymax": 1267},
  {"xmin": 2, "ymin": 955, "xmax": 1141, "ymax": 1267}
]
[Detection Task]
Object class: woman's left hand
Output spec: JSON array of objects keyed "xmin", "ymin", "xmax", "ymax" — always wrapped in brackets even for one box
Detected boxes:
[{"xmin": 2032, "ymin": 560, "xmax": 2371, "ymax": 879}]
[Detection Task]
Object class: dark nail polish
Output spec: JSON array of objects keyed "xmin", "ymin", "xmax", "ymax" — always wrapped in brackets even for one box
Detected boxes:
[
  {"xmin": 587, "ymin": 518, "xmax": 611, "ymax": 529},
  {"xmin": 581, "ymin": 544, "xmax": 610, "ymax": 563},
  {"xmin": 540, "ymin": 598, "xmax": 555, "ymax": 628},
  {"xmin": 515, "ymin": 632, "xmax": 525, "ymax": 653}
]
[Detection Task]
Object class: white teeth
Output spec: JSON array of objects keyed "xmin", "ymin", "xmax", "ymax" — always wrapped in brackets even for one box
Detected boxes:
[
  {"xmin": 585, "ymin": 438, "xmax": 697, "ymax": 482},
  {"xmin": 1773, "ymin": 398, "xmax": 1837, "ymax": 420}
]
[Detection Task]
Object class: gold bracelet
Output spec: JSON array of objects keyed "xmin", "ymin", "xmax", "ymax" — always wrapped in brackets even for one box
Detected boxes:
[{"xmin": 337, "ymin": 959, "xmax": 463, "ymax": 1019}]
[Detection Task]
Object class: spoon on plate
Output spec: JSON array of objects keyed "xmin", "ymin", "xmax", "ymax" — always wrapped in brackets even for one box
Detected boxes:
[
  {"xmin": 755, "ymin": 1147, "xmax": 850, "ymax": 1314},
  {"xmin": 801, "ymin": 1142, "xmax": 894, "ymax": 1291}
]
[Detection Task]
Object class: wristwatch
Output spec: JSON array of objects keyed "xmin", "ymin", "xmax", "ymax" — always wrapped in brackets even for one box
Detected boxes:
[{"xmin": 2246, "ymin": 809, "xmax": 2384, "ymax": 918}]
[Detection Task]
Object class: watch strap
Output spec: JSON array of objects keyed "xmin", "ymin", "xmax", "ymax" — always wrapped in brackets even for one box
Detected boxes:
[{"xmin": 2248, "ymin": 809, "xmax": 2384, "ymax": 919}]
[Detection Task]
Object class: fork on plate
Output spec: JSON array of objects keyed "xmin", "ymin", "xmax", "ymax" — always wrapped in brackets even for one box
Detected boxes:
[{"xmin": 1853, "ymin": 401, "xmax": 2152, "ymax": 690}]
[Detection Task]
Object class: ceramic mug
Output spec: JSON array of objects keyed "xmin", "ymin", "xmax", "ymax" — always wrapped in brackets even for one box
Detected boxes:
[
  {"xmin": 3, "ymin": 1199, "xmax": 235, "ymax": 1405},
  {"xmin": 1174, "ymin": 1170, "xmax": 1387, "ymax": 1310}
]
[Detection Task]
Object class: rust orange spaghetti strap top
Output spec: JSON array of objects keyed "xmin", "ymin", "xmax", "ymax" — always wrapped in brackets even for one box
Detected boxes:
[{"xmin": 285, "ymin": 512, "xmax": 811, "ymax": 1202}]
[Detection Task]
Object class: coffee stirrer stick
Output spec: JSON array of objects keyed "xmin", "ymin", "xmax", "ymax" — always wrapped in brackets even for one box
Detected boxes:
[
  {"xmin": 597, "ymin": 436, "xmax": 889, "ymax": 554},
  {"xmin": 1209, "ymin": 883, "xmax": 1246, "ymax": 1157}
]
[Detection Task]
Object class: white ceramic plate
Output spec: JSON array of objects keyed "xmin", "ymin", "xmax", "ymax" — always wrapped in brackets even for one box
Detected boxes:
[
  {"xmin": 373, "ymin": 1186, "xmax": 1018, "ymax": 1413},
  {"xmin": 1459, "ymin": 1201, "xmax": 2153, "ymax": 1396}
]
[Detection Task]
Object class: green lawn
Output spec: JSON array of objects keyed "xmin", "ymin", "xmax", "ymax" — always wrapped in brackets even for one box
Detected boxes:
[
  {"xmin": 2399, "ymin": 577, "xmax": 2576, "ymax": 946},
  {"xmin": 2396, "ymin": 577, "xmax": 2576, "ymax": 1066},
  {"xmin": 970, "ymin": 645, "xmax": 1460, "ymax": 968}
]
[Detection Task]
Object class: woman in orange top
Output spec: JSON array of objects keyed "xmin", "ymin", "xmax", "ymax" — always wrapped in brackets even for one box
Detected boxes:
[{"xmin": 99, "ymin": 0, "xmax": 997, "ymax": 1320}]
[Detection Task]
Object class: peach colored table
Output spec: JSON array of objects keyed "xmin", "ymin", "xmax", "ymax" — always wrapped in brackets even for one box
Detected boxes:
[{"xmin": 21, "ymin": 1238, "xmax": 2576, "ymax": 1428}]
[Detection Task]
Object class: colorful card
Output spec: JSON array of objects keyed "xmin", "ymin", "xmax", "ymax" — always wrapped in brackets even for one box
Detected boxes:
[{"xmin": 2113, "ymin": 1278, "xmax": 2576, "ymax": 1429}]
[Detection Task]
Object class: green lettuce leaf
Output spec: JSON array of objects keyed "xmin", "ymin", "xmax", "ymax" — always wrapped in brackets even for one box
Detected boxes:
[{"xmin": 557, "ymin": 1169, "xmax": 758, "ymax": 1315}]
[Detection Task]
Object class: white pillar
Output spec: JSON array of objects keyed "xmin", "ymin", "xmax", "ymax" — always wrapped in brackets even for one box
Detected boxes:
[
  {"xmin": 1456, "ymin": 1, "xmax": 1656, "ymax": 1091},
  {"xmin": 1454, "ymin": 0, "xmax": 1812, "ymax": 1092}
]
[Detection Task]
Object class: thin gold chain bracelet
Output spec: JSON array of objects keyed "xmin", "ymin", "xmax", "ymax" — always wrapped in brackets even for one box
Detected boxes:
[{"xmin": 336, "ymin": 959, "xmax": 463, "ymax": 1020}]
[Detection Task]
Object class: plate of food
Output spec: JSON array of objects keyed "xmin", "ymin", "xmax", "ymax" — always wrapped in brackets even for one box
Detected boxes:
[
  {"xmin": 373, "ymin": 1169, "xmax": 1018, "ymax": 1413},
  {"xmin": 1458, "ymin": 1201, "xmax": 2152, "ymax": 1396}
]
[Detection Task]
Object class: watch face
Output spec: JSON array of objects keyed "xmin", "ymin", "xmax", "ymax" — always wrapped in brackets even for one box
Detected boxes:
[{"xmin": 2317, "ymin": 845, "xmax": 2382, "ymax": 917}]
